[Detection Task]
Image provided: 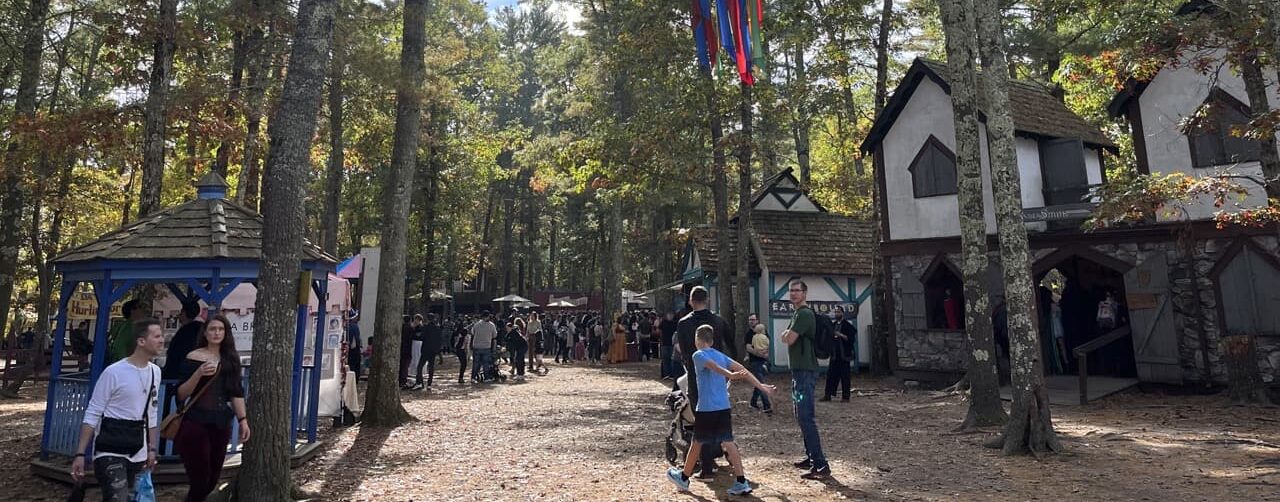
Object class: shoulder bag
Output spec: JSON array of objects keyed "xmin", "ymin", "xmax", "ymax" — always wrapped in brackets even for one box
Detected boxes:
[{"xmin": 95, "ymin": 368, "xmax": 154, "ymax": 456}]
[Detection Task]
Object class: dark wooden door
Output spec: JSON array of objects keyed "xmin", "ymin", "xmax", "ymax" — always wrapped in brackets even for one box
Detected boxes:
[{"xmin": 1123, "ymin": 254, "xmax": 1181, "ymax": 383}]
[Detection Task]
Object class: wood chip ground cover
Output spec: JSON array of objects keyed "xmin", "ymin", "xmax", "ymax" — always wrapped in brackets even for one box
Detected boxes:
[{"xmin": 2, "ymin": 361, "xmax": 1278, "ymax": 500}]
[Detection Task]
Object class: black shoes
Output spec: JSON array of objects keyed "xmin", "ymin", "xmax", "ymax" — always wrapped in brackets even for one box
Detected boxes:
[
  {"xmin": 819, "ymin": 396, "xmax": 832, "ymax": 402},
  {"xmin": 801, "ymin": 464, "xmax": 831, "ymax": 479},
  {"xmin": 793, "ymin": 458, "xmax": 813, "ymax": 469},
  {"xmin": 842, "ymin": 397, "xmax": 850, "ymax": 402}
]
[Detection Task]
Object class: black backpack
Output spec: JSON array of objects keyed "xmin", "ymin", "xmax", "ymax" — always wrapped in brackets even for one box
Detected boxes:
[{"xmin": 809, "ymin": 308, "xmax": 836, "ymax": 360}]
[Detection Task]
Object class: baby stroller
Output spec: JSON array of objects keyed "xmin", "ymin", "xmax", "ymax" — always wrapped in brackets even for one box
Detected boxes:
[{"xmin": 664, "ymin": 374, "xmax": 724, "ymax": 466}]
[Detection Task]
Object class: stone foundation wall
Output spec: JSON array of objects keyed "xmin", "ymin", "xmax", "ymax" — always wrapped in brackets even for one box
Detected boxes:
[{"xmin": 889, "ymin": 236, "xmax": 1280, "ymax": 385}]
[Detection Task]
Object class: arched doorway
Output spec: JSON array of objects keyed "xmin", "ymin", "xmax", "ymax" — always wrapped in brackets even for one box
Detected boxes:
[{"xmin": 1033, "ymin": 248, "xmax": 1136, "ymax": 378}]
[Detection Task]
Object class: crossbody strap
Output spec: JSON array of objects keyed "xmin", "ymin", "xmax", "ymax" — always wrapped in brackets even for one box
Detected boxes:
[
  {"xmin": 145, "ymin": 367, "xmax": 155, "ymax": 449},
  {"xmin": 177, "ymin": 364, "xmax": 221, "ymax": 415}
]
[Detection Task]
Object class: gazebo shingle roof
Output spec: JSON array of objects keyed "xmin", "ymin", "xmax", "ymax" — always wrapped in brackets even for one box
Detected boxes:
[{"xmin": 55, "ymin": 174, "xmax": 336, "ymax": 265}]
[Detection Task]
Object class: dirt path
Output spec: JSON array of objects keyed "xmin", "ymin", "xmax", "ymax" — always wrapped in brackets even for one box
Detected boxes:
[
  {"xmin": 293, "ymin": 361, "xmax": 1280, "ymax": 501},
  {"xmin": 2, "ymin": 361, "xmax": 1278, "ymax": 501}
]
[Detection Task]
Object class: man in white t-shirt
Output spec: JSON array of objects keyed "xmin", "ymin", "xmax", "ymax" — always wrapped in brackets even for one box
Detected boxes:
[
  {"xmin": 469, "ymin": 311, "xmax": 498, "ymax": 382},
  {"xmin": 72, "ymin": 318, "xmax": 163, "ymax": 501}
]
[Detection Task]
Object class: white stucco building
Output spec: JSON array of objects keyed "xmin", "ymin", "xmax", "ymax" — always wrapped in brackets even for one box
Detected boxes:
[{"xmin": 860, "ymin": 53, "xmax": 1280, "ymax": 397}]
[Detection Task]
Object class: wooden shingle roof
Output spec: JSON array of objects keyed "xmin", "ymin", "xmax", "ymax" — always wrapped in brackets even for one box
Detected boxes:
[
  {"xmin": 688, "ymin": 226, "xmax": 760, "ymax": 276},
  {"xmin": 752, "ymin": 211, "xmax": 876, "ymax": 276},
  {"xmin": 55, "ymin": 174, "xmax": 336, "ymax": 265},
  {"xmin": 863, "ymin": 58, "xmax": 1117, "ymax": 152},
  {"xmin": 688, "ymin": 211, "xmax": 875, "ymax": 277}
]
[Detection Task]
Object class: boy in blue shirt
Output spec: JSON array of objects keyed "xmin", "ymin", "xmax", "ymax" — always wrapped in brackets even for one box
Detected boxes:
[{"xmin": 666, "ymin": 324, "xmax": 776, "ymax": 495}]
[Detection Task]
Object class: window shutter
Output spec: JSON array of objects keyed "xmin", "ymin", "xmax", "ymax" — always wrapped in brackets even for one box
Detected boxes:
[{"xmin": 909, "ymin": 136, "xmax": 958, "ymax": 198}]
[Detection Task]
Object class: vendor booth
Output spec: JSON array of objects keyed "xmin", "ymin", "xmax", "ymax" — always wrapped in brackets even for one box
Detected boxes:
[{"xmin": 34, "ymin": 173, "xmax": 340, "ymax": 483}]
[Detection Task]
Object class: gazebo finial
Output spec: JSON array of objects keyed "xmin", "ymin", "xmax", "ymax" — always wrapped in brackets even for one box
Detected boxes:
[{"xmin": 195, "ymin": 171, "xmax": 230, "ymax": 200}]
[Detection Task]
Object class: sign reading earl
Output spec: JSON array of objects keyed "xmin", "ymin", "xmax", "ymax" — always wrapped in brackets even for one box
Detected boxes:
[{"xmin": 770, "ymin": 300, "xmax": 860, "ymax": 318}]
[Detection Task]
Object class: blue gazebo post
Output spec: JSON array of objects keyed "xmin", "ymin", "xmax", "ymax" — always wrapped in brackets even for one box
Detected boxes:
[
  {"xmin": 289, "ymin": 272, "xmax": 311, "ymax": 449},
  {"xmin": 308, "ymin": 277, "xmax": 328, "ymax": 442},
  {"xmin": 39, "ymin": 281, "xmax": 79, "ymax": 459}
]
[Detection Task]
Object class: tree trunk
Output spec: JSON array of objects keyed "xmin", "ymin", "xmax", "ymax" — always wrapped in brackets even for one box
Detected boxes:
[
  {"xmin": 418, "ymin": 122, "xmax": 440, "ymax": 315},
  {"xmin": 500, "ymin": 177, "xmax": 516, "ymax": 295},
  {"xmin": 1238, "ymin": 52, "xmax": 1280, "ymax": 200},
  {"xmin": 321, "ymin": 42, "xmax": 345, "ymax": 255},
  {"xmin": 476, "ymin": 182, "xmax": 496, "ymax": 295},
  {"xmin": 236, "ymin": 0, "xmax": 336, "ymax": 497},
  {"xmin": 653, "ymin": 205, "xmax": 674, "ymax": 313},
  {"xmin": 29, "ymin": 32, "xmax": 70, "ymax": 342},
  {"xmin": 731, "ymin": 82, "xmax": 754, "ymax": 361},
  {"xmin": 214, "ymin": 27, "xmax": 247, "ymax": 178},
  {"xmin": 1223, "ymin": 334, "xmax": 1273, "ymax": 404},
  {"xmin": 974, "ymin": 0, "xmax": 1059, "ymax": 455},
  {"xmin": 237, "ymin": 0, "xmax": 274, "ymax": 210},
  {"xmin": 702, "ymin": 65, "xmax": 734, "ymax": 332},
  {"xmin": 791, "ymin": 42, "xmax": 812, "ymax": 185},
  {"xmin": 875, "ymin": 0, "xmax": 893, "ymax": 115},
  {"xmin": 937, "ymin": 0, "xmax": 1006, "ymax": 428},
  {"xmin": 362, "ymin": 0, "xmax": 426, "ymax": 428},
  {"xmin": 138, "ymin": 0, "xmax": 179, "ymax": 218},
  {"xmin": 0, "ymin": 0, "xmax": 51, "ymax": 348},
  {"xmin": 756, "ymin": 38, "xmax": 779, "ymax": 174},
  {"xmin": 868, "ymin": 0, "xmax": 895, "ymax": 377},
  {"xmin": 548, "ymin": 216, "xmax": 558, "ymax": 288}
]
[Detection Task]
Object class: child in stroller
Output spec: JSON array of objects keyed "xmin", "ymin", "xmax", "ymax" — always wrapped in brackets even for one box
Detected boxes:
[{"xmin": 664, "ymin": 374, "xmax": 724, "ymax": 467}]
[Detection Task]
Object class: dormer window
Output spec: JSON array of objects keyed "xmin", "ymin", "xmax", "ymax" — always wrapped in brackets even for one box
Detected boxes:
[
  {"xmin": 1188, "ymin": 88, "xmax": 1262, "ymax": 169},
  {"xmin": 908, "ymin": 135, "xmax": 958, "ymax": 198}
]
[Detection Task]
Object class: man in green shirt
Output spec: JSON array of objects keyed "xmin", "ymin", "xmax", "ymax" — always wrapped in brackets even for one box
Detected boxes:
[
  {"xmin": 780, "ymin": 279, "xmax": 829, "ymax": 478},
  {"xmin": 106, "ymin": 299, "xmax": 145, "ymax": 365}
]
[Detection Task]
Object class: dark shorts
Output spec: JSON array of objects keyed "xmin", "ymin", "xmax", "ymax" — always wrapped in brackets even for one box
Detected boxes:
[{"xmin": 693, "ymin": 409, "xmax": 734, "ymax": 444}]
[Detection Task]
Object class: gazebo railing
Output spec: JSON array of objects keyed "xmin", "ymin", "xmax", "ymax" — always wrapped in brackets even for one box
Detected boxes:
[
  {"xmin": 44, "ymin": 367, "xmax": 311, "ymax": 460},
  {"xmin": 44, "ymin": 371, "xmax": 92, "ymax": 457}
]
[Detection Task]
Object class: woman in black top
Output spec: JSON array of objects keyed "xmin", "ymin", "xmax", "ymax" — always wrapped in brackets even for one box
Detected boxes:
[{"xmin": 175, "ymin": 315, "xmax": 249, "ymax": 502}]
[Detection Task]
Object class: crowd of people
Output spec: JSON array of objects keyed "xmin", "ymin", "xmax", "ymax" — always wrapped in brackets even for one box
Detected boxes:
[{"xmin": 356, "ymin": 308, "xmax": 675, "ymax": 390}]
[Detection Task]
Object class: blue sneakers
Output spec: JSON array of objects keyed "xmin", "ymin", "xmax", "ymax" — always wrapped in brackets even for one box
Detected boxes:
[
  {"xmin": 728, "ymin": 480, "xmax": 753, "ymax": 495},
  {"xmin": 666, "ymin": 467, "xmax": 690, "ymax": 492}
]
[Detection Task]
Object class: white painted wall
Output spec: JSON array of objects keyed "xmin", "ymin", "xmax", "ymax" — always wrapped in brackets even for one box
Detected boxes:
[
  {"xmin": 1137, "ymin": 51, "xmax": 1280, "ymax": 221},
  {"xmin": 357, "ymin": 246, "xmax": 381, "ymax": 340},
  {"xmin": 883, "ymin": 78, "xmax": 1106, "ymax": 241}
]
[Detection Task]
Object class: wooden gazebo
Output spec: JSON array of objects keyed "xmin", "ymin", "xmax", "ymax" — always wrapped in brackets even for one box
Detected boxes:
[{"xmin": 34, "ymin": 172, "xmax": 337, "ymax": 482}]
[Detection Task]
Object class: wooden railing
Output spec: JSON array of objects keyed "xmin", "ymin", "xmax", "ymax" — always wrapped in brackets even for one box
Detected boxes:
[{"xmin": 1073, "ymin": 326, "xmax": 1132, "ymax": 405}]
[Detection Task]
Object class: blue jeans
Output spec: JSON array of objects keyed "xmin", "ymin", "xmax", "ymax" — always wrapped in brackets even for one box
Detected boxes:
[
  {"xmin": 750, "ymin": 359, "xmax": 771, "ymax": 410},
  {"xmin": 660, "ymin": 346, "xmax": 674, "ymax": 378},
  {"xmin": 792, "ymin": 370, "xmax": 826, "ymax": 467},
  {"xmin": 471, "ymin": 348, "xmax": 493, "ymax": 380}
]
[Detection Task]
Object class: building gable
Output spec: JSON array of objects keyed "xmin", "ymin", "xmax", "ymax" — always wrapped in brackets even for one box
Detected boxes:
[{"xmin": 750, "ymin": 168, "xmax": 825, "ymax": 213}]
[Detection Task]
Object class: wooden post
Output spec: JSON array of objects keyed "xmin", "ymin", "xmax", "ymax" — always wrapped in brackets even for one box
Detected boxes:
[{"xmin": 1077, "ymin": 352, "xmax": 1088, "ymax": 405}]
